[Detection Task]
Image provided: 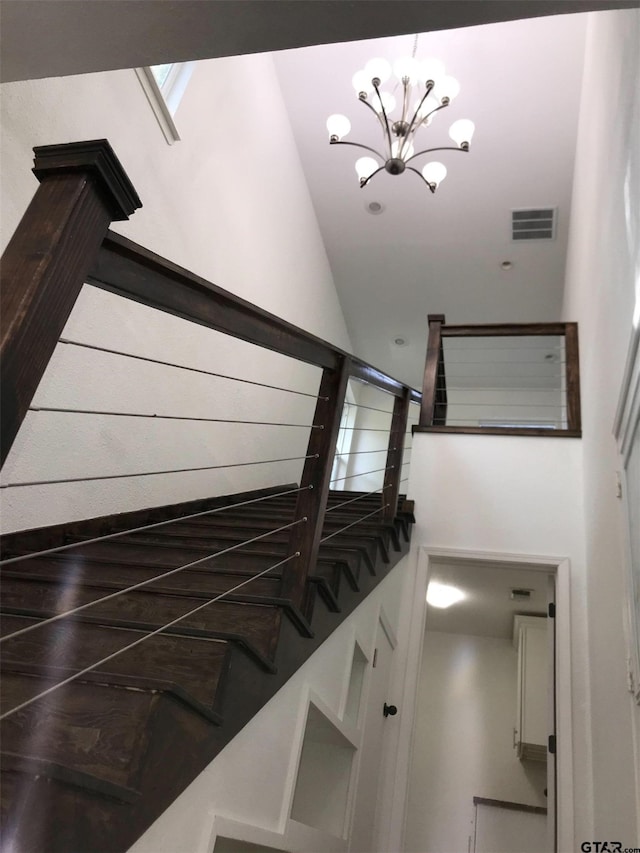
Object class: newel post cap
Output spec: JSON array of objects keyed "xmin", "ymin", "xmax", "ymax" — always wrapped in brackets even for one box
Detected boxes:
[{"xmin": 32, "ymin": 139, "xmax": 142, "ymax": 221}]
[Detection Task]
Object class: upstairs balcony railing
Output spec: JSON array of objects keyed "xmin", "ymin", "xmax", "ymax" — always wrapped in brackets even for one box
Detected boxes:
[
  {"xmin": 416, "ymin": 314, "xmax": 581, "ymax": 437},
  {"xmin": 0, "ymin": 140, "xmax": 420, "ymax": 622}
]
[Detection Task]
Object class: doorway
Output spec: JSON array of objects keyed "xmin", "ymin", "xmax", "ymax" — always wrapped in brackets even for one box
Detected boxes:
[{"xmin": 398, "ymin": 549, "xmax": 572, "ymax": 853}]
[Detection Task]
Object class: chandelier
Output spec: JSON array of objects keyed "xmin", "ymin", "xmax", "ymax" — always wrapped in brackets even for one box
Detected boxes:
[{"xmin": 326, "ymin": 55, "xmax": 475, "ymax": 192}]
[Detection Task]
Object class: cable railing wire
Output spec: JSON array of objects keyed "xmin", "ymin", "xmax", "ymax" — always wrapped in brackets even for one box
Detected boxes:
[
  {"xmin": 28, "ymin": 406, "xmax": 323, "ymax": 429},
  {"xmin": 0, "ymin": 551, "xmax": 300, "ymax": 722},
  {"xmin": 329, "ymin": 465, "xmax": 394, "ymax": 485},
  {"xmin": 347, "ymin": 403, "xmax": 394, "ymax": 415},
  {"xmin": 445, "ymin": 386, "xmax": 564, "ymax": 393},
  {"xmin": 445, "ymin": 358, "xmax": 566, "ymax": 366},
  {"xmin": 0, "ymin": 454, "xmax": 319, "ymax": 490},
  {"xmin": 442, "ymin": 344, "xmax": 564, "ymax": 352},
  {"xmin": 445, "ymin": 402, "xmax": 567, "ymax": 409},
  {"xmin": 58, "ymin": 338, "xmax": 328, "ymax": 401},
  {"xmin": 0, "ymin": 485, "xmax": 310, "ymax": 568},
  {"xmin": 334, "ymin": 427, "xmax": 393, "ymax": 432},
  {"xmin": 334, "ymin": 448, "xmax": 388, "ymax": 457},
  {"xmin": 325, "ymin": 485, "xmax": 390, "ymax": 513},
  {"xmin": 444, "ymin": 418, "xmax": 563, "ymax": 425},
  {"xmin": 320, "ymin": 506, "xmax": 387, "ymax": 543},
  {"xmin": 0, "ymin": 518, "xmax": 307, "ymax": 644}
]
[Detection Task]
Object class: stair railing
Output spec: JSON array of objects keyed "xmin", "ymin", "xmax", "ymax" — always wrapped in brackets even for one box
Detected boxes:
[
  {"xmin": 417, "ymin": 313, "xmax": 581, "ymax": 437},
  {"xmin": 0, "ymin": 140, "xmax": 420, "ymax": 614}
]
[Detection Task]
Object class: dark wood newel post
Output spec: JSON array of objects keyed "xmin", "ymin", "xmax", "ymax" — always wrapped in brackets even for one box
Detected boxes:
[
  {"xmin": 282, "ymin": 356, "xmax": 351, "ymax": 611},
  {"xmin": 382, "ymin": 388, "xmax": 411, "ymax": 525},
  {"xmin": 564, "ymin": 322, "xmax": 581, "ymax": 433},
  {"xmin": 419, "ymin": 313, "xmax": 446, "ymax": 427},
  {"xmin": 0, "ymin": 140, "xmax": 142, "ymax": 468}
]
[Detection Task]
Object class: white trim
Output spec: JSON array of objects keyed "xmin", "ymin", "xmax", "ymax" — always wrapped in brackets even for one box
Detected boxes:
[
  {"xmin": 613, "ymin": 323, "xmax": 640, "ymax": 705},
  {"xmin": 208, "ymin": 816, "xmax": 289, "ymax": 853},
  {"xmin": 135, "ymin": 67, "xmax": 181, "ymax": 145},
  {"xmin": 613, "ymin": 324, "xmax": 640, "ymax": 456},
  {"xmin": 378, "ymin": 603, "xmax": 398, "ymax": 650},
  {"xmin": 383, "ymin": 545, "xmax": 576, "ymax": 853}
]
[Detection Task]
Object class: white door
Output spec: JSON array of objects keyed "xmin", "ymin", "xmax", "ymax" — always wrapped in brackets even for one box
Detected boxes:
[{"xmin": 349, "ymin": 617, "xmax": 395, "ymax": 853}]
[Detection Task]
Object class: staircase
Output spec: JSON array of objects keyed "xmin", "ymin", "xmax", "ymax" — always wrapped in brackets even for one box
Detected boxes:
[{"xmin": 0, "ymin": 486, "xmax": 414, "ymax": 853}]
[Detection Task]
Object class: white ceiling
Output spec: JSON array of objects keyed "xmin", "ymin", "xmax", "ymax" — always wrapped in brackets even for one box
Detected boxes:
[
  {"xmin": 273, "ymin": 13, "xmax": 588, "ymax": 389},
  {"xmin": 426, "ymin": 558, "xmax": 550, "ymax": 639}
]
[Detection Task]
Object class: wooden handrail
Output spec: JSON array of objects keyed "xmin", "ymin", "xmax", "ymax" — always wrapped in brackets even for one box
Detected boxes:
[
  {"xmin": 1, "ymin": 140, "xmax": 420, "ymax": 613},
  {"xmin": 89, "ymin": 231, "xmax": 421, "ymax": 403},
  {"xmin": 440, "ymin": 322, "xmax": 569, "ymax": 337},
  {"xmin": 417, "ymin": 316, "xmax": 582, "ymax": 437}
]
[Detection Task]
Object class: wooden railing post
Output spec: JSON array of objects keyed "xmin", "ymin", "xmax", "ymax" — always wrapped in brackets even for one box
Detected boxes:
[
  {"xmin": 282, "ymin": 356, "xmax": 351, "ymax": 610},
  {"xmin": 382, "ymin": 388, "xmax": 411, "ymax": 525},
  {"xmin": 419, "ymin": 314, "xmax": 446, "ymax": 427},
  {"xmin": 1, "ymin": 140, "xmax": 141, "ymax": 467},
  {"xmin": 564, "ymin": 323, "xmax": 581, "ymax": 433}
]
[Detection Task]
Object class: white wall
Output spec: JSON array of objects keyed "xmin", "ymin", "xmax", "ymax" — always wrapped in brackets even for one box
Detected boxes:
[
  {"xmin": 405, "ymin": 631, "xmax": 547, "ymax": 853},
  {"xmin": 406, "ymin": 434, "xmax": 590, "ymax": 849},
  {"xmin": 561, "ymin": 8, "xmax": 640, "ymax": 842},
  {"xmin": 0, "ymin": 54, "xmax": 353, "ymax": 532},
  {"xmin": 128, "ymin": 554, "xmax": 415, "ymax": 853},
  {"xmin": 342, "ymin": 383, "xmax": 394, "ymax": 493}
]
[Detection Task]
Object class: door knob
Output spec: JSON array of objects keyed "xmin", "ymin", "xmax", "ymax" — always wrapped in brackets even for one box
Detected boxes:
[{"xmin": 383, "ymin": 703, "xmax": 397, "ymax": 717}]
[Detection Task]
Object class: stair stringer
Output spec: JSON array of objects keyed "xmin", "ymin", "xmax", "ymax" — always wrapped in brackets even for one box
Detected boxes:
[{"xmin": 127, "ymin": 554, "xmax": 413, "ymax": 853}]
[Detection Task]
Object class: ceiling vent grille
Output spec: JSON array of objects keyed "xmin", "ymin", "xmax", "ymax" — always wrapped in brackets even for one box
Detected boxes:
[{"xmin": 511, "ymin": 208, "xmax": 556, "ymax": 241}]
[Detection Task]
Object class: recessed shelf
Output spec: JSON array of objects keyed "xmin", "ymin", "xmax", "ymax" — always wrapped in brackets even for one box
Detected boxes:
[{"xmin": 290, "ymin": 702, "xmax": 357, "ymax": 837}]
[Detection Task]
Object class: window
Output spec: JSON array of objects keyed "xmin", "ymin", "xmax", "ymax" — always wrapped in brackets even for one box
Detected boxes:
[{"xmin": 136, "ymin": 62, "xmax": 195, "ymax": 144}]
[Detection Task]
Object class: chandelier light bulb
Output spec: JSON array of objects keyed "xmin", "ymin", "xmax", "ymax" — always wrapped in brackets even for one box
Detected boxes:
[
  {"xmin": 326, "ymin": 114, "xmax": 351, "ymax": 140},
  {"xmin": 418, "ymin": 58, "xmax": 445, "ymax": 86},
  {"xmin": 393, "ymin": 56, "xmax": 419, "ymax": 84},
  {"xmin": 364, "ymin": 57, "xmax": 391, "ymax": 84},
  {"xmin": 449, "ymin": 118, "xmax": 475, "ymax": 148},
  {"xmin": 352, "ymin": 70, "xmax": 373, "ymax": 95},
  {"xmin": 422, "ymin": 161, "xmax": 447, "ymax": 188},
  {"xmin": 376, "ymin": 91, "xmax": 396, "ymax": 115},
  {"xmin": 439, "ymin": 75, "xmax": 461, "ymax": 103},
  {"xmin": 355, "ymin": 156, "xmax": 379, "ymax": 182}
]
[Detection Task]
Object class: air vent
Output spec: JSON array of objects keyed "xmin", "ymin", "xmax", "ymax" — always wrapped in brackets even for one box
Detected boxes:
[
  {"xmin": 510, "ymin": 588, "xmax": 533, "ymax": 601},
  {"xmin": 511, "ymin": 208, "xmax": 556, "ymax": 241}
]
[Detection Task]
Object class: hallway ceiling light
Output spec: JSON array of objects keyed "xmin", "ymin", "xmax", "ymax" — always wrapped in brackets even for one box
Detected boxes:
[
  {"xmin": 327, "ymin": 51, "xmax": 474, "ymax": 192},
  {"xmin": 426, "ymin": 581, "xmax": 466, "ymax": 609}
]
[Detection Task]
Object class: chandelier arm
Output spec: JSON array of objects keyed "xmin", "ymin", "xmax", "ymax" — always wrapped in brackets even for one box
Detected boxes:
[
  {"xmin": 404, "ymin": 146, "xmax": 468, "ymax": 165},
  {"xmin": 420, "ymin": 101, "xmax": 450, "ymax": 125},
  {"xmin": 330, "ymin": 139, "xmax": 387, "ymax": 160},
  {"xmin": 405, "ymin": 81, "xmax": 437, "ymax": 141},
  {"xmin": 358, "ymin": 95, "xmax": 390, "ymax": 139},
  {"xmin": 406, "ymin": 166, "xmax": 436, "ymax": 193},
  {"xmin": 372, "ymin": 81, "xmax": 394, "ymax": 156},
  {"xmin": 360, "ymin": 165, "xmax": 386, "ymax": 189}
]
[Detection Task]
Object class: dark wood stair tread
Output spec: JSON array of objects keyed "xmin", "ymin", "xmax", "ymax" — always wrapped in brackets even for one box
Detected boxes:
[
  {"xmin": 0, "ymin": 487, "xmax": 414, "ymax": 853},
  {"xmin": 1, "ymin": 579, "xmax": 283, "ymax": 663},
  {"xmin": 0, "ymin": 613, "xmax": 229, "ymax": 712}
]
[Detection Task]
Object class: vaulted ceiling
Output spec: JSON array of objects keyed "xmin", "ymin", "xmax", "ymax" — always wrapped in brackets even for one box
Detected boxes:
[{"xmin": 272, "ymin": 13, "xmax": 588, "ymax": 387}]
